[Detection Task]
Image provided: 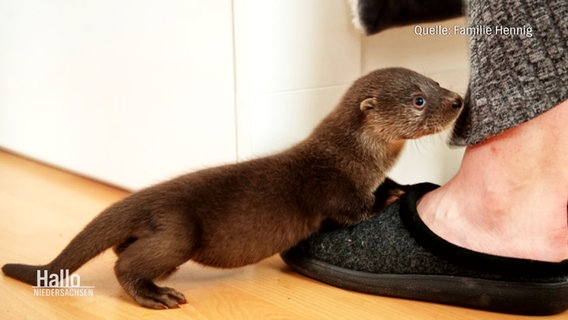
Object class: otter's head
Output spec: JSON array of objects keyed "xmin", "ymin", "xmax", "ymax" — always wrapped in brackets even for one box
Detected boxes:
[{"xmin": 347, "ymin": 67, "xmax": 463, "ymax": 141}]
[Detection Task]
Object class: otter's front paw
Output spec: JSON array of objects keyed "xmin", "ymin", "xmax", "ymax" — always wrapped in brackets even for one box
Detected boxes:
[
  {"xmin": 383, "ymin": 188, "xmax": 406, "ymax": 206},
  {"xmin": 373, "ymin": 178, "xmax": 409, "ymax": 212}
]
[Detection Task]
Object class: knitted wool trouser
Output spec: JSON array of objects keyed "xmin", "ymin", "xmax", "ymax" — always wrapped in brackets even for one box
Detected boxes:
[{"xmin": 451, "ymin": 0, "xmax": 568, "ymax": 146}]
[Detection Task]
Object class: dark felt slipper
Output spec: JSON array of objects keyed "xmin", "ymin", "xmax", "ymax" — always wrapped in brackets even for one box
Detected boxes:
[{"xmin": 281, "ymin": 183, "xmax": 568, "ymax": 315}]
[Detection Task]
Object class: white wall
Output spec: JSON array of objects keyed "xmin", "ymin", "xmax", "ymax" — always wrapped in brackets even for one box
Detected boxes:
[
  {"xmin": 0, "ymin": 1, "xmax": 469, "ymax": 190},
  {"xmin": 0, "ymin": 0, "xmax": 237, "ymax": 189},
  {"xmin": 233, "ymin": 0, "xmax": 361, "ymax": 158}
]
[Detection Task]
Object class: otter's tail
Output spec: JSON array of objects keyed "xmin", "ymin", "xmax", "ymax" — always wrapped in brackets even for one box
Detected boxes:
[{"xmin": 3, "ymin": 201, "xmax": 136, "ymax": 285}]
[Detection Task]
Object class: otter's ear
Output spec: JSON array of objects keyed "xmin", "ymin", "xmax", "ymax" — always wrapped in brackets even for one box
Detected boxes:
[{"xmin": 360, "ymin": 97, "xmax": 379, "ymax": 112}]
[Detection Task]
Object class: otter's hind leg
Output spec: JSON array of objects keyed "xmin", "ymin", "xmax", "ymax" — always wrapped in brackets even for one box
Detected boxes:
[{"xmin": 114, "ymin": 233, "xmax": 194, "ymax": 309}]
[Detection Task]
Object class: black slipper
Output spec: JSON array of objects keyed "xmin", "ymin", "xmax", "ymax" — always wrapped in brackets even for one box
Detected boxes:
[
  {"xmin": 350, "ymin": 0, "xmax": 464, "ymax": 35},
  {"xmin": 281, "ymin": 183, "xmax": 568, "ymax": 315}
]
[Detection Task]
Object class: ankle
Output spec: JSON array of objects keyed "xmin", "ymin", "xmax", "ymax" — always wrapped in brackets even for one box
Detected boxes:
[
  {"xmin": 417, "ymin": 101, "xmax": 568, "ymax": 262},
  {"xmin": 417, "ymin": 105, "xmax": 568, "ymax": 261},
  {"xmin": 417, "ymin": 182, "xmax": 568, "ymax": 262}
]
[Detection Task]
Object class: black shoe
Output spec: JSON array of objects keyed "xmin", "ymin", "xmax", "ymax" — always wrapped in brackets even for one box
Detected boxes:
[
  {"xmin": 281, "ymin": 183, "xmax": 568, "ymax": 315},
  {"xmin": 350, "ymin": 0, "xmax": 464, "ymax": 34}
]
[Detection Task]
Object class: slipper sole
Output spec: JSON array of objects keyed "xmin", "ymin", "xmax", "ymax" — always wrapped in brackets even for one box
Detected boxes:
[{"xmin": 281, "ymin": 249, "xmax": 568, "ymax": 316}]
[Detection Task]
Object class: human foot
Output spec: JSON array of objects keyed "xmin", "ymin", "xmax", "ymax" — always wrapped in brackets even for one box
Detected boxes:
[
  {"xmin": 417, "ymin": 100, "xmax": 568, "ymax": 262},
  {"xmin": 282, "ymin": 182, "xmax": 568, "ymax": 315}
]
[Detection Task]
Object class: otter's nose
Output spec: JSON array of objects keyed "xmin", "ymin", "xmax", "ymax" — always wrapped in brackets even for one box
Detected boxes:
[{"xmin": 452, "ymin": 97, "xmax": 463, "ymax": 109}]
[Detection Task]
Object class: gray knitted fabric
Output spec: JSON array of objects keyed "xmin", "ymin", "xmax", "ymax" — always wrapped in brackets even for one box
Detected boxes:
[{"xmin": 452, "ymin": 0, "xmax": 568, "ymax": 145}]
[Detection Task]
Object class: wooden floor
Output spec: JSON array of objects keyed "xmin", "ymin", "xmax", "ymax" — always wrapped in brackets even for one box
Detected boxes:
[{"xmin": 0, "ymin": 149, "xmax": 566, "ymax": 320}]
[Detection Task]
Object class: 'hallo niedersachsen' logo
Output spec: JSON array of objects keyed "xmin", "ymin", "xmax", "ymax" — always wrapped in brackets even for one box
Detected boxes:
[{"xmin": 33, "ymin": 269, "xmax": 95, "ymax": 297}]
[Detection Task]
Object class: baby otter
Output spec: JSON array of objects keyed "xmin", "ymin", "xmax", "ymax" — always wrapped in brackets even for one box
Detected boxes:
[{"xmin": 3, "ymin": 67, "xmax": 462, "ymax": 309}]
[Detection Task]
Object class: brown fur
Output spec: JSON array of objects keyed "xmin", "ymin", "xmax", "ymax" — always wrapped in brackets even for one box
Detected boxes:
[{"xmin": 2, "ymin": 68, "xmax": 462, "ymax": 309}]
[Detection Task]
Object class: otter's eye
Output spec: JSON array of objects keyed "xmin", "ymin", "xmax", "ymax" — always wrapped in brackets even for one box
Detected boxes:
[{"xmin": 413, "ymin": 96, "xmax": 426, "ymax": 108}]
